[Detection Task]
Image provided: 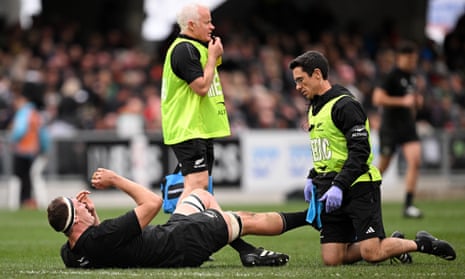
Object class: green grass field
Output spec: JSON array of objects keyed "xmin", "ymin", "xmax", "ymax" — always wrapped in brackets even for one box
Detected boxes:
[{"xmin": 1, "ymin": 199, "xmax": 464, "ymax": 278}]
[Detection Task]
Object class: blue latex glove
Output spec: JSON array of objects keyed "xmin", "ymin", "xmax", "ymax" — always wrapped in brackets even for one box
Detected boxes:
[
  {"xmin": 304, "ymin": 179, "xmax": 313, "ymax": 203},
  {"xmin": 319, "ymin": 185, "xmax": 343, "ymax": 213}
]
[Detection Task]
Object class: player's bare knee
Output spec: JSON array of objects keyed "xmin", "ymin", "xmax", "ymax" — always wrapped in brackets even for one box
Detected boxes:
[
  {"xmin": 360, "ymin": 250, "xmax": 381, "ymax": 263},
  {"xmin": 322, "ymin": 257, "xmax": 343, "ymax": 266},
  {"xmin": 180, "ymin": 193, "xmax": 206, "ymax": 212},
  {"xmin": 189, "ymin": 189, "xmax": 212, "ymax": 206}
]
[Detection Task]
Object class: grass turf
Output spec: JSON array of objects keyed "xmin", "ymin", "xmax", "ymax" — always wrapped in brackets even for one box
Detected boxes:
[{"xmin": 0, "ymin": 199, "xmax": 464, "ymax": 278}]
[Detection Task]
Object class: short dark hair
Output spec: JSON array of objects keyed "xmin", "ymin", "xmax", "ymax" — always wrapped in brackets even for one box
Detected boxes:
[
  {"xmin": 289, "ymin": 50, "xmax": 329, "ymax": 80},
  {"xmin": 396, "ymin": 41, "xmax": 418, "ymax": 54},
  {"xmin": 47, "ymin": 197, "xmax": 72, "ymax": 234}
]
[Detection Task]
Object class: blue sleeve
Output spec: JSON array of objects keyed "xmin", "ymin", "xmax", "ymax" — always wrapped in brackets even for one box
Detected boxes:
[
  {"xmin": 39, "ymin": 126, "xmax": 50, "ymax": 153},
  {"xmin": 10, "ymin": 107, "xmax": 30, "ymax": 142}
]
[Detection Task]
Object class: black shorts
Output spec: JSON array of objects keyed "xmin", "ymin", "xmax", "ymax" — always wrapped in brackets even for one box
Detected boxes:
[
  {"xmin": 379, "ymin": 125, "xmax": 419, "ymax": 156},
  {"xmin": 170, "ymin": 139, "xmax": 214, "ymax": 175},
  {"xmin": 169, "ymin": 209, "xmax": 229, "ymax": 267},
  {"xmin": 319, "ymin": 181, "xmax": 386, "ymax": 244}
]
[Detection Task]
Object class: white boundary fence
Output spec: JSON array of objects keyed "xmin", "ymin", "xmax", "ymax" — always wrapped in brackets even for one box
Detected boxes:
[{"xmin": 1, "ymin": 129, "xmax": 465, "ymax": 209}]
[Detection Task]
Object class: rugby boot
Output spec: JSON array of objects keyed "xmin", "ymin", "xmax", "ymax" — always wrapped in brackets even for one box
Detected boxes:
[
  {"xmin": 389, "ymin": 231, "xmax": 413, "ymax": 264},
  {"xmin": 240, "ymin": 247, "xmax": 289, "ymax": 267},
  {"xmin": 415, "ymin": 230, "xmax": 456, "ymax": 260}
]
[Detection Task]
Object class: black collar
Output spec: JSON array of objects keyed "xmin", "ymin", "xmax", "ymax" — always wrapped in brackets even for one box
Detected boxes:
[
  {"xmin": 178, "ymin": 34, "xmax": 208, "ymax": 47},
  {"xmin": 310, "ymin": 85, "xmax": 351, "ymax": 115}
]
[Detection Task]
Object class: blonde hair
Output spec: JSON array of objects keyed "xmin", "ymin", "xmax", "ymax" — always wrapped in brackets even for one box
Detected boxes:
[{"xmin": 176, "ymin": 3, "xmax": 203, "ymax": 32}]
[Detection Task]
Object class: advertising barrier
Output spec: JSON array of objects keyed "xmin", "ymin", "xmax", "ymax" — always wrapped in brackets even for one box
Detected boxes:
[
  {"xmin": 84, "ymin": 136, "xmax": 241, "ymax": 189},
  {"xmin": 240, "ymin": 130, "xmax": 312, "ymax": 194}
]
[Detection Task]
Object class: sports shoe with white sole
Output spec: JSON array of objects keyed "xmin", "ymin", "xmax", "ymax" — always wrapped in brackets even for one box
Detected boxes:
[
  {"xmin": 404, "ymin": 205, "xmax": 423, "ymax": 218},
  {"xmin": 240, "ymin": 247, "xmax": 289, "ymax": 267},
  {"xmin": 389, "ymin": 231, "xmax": 413, "ymax": 264},
  {"xmin": 415, "ymin": 230, "xmax": 456, "ymax": 260}
]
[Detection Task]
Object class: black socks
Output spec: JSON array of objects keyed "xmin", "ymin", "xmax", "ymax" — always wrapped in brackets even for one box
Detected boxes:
[
  {"xmin": 230, "ymin": 210, "xmax": 309, "ymax": 255},
  {"xmin": 279, "ymin": 210, "xmax": 309, "ymax": 233},
  {"xmin": 405, "ymin": 192, "xmax": 414, "ymax": 208},
  {"xmin": 229, "ymin": 238, "xmax": 256, "ymax": 254}
]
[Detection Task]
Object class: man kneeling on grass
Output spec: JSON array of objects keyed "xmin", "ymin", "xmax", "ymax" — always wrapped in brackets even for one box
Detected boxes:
[{"xmin": 47, "ymin": 168, "xmax": 310, "ymax": 268}]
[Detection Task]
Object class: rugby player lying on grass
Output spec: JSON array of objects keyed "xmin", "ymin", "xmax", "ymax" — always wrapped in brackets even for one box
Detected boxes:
[{"xmin": 47, "ymin": 167, "xmax": 309, "ymax": 268}]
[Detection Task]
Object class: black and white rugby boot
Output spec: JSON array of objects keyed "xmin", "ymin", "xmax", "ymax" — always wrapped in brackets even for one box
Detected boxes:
[
  {"xmin": 240, "ymin": 247, "xmax": 289, "ymax": 267},
  {"xmin": 389, "ymin": 231, "xmax": 413, "ymax": 264},
  {"xmin": 415, "ymin": 230, "xmax": 456, "ymax": 261}
]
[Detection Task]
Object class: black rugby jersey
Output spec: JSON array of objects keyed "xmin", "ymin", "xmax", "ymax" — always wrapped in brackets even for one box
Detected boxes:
[
  {"xmin": 61, "ymin": 210, "xmax": 183, "ymax": 268},
  {"xmin": 378, "ymin": 67, "xmax": 417, "ymax": 128}
]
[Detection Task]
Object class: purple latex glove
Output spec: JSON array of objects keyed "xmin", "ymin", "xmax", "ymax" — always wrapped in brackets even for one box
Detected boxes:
[
  {"xmin": 304, "ymin": 179, "xmax": 313, "ymax": 203},
  {"xmin": 319, "ymin": 185, "xmax": 343, "ymax": 213}
]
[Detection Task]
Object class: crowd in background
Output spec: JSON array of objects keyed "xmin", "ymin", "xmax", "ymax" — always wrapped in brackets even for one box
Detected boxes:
[{"xmin": 1, "ymin": 11, "xmax": 465, "ymax": 138}]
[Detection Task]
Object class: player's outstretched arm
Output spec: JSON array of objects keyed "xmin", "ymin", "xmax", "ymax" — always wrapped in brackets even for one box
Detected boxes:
[{"xmin": 91, "ymin": 168, "xmax": 163, "ymax": 229}]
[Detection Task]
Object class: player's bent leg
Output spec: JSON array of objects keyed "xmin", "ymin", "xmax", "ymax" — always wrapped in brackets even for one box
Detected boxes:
[
  {"xmin": 174, "ymin": 192, "xmax": 206, "ymax": 215},
  {"xmin": 236, "ymin": 211, "xmax": 285, "ymax": 235},
  {"xmin": 177, "ymin": 171, "xmax": 209, "ymax": 204},
  {"xmin": 359, "ymin": 236, "xmax": 417, "ymax": 264},
  {"xmin": 231, "ymin": 211, "xmax": 289, "ymax": 267},
  {"xmin": 175, "ymin": 188, "xmax": 222, "ymax": 216},
  {"xmin": 224, "ymin": 211, "xmax": 242, "ymax": 243},
  {"xmin": 321, "ymin": 242, "xmax": 351, "ymax": 266},
  {"xmin": 390, "ymin": 231, "xmax": 413, "ymax": 264}
]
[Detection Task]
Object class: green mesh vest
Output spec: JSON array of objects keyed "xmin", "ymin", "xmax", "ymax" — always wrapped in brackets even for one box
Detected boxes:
[
  {"xmin": 161, "ymin": 38, "xmax": 230, "ymax": 145},
  {"xmin": 308, "ymin": 95, "xmax": 381, "ymax": 185}
]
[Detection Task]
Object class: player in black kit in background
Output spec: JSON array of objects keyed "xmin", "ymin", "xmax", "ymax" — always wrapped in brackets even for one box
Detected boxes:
[{"xmin": 373, "ymin": 41, "xmax": 424, "ymax": 218}]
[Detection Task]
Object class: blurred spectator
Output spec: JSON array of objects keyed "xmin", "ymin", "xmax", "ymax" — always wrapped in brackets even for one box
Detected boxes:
[
  {"xmin": 333, "ymin": 61, "xmax": 364, "ymax": 103},
  {"xmin": 450, "ymin": 72, "xmax": 465, "ymax": 110},
  {"xmin": 116, "ymin": 94, "xmax": 144, "ymax": 137},
  {"xmin": 142, "ymin": 83, "xmax": 162, "ymax": 132},
  {"xmin": 9, "ymin": 81, "xmax": 50, "ymax": 209},
  {"xmin": 443, "ymin": 13, "xmax": 465, "ymax": 74},
  {"xmin": 0, "ymin": 9, "xmax": 464, "ymax": 135},
  {"xmin": 0, "ymin": 76, "xmax": 13, "ymax": 129}
]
